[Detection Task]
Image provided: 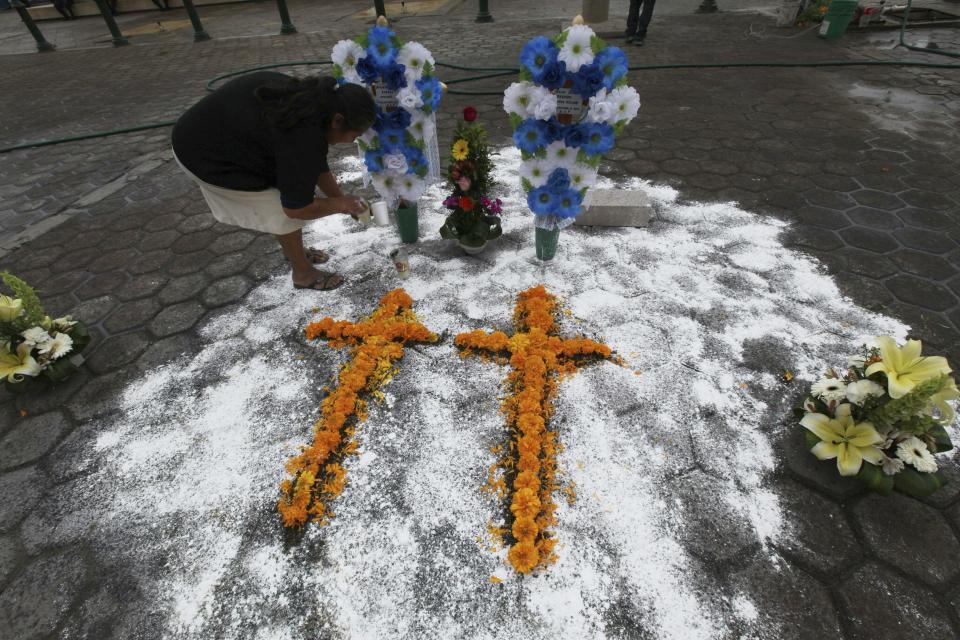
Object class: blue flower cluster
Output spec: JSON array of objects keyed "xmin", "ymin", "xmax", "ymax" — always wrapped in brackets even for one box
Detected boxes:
[
  {"xmin": 513, "ymin": 117, "xmax": 615, "ymax": 157},
  {"xmin": 519, "ymin": 36, "xmax": 628, "ymax": 98},
  {"xmin": 364, "ymin": 106, "xmax": 427, "ymax": 176},
  {"xmin": 527, "ymin": 168, "xmax": 583, "ymax": 219},
  {"xmin": 353, "ymin": 26, "xmax": 441, "ymax": 111}
]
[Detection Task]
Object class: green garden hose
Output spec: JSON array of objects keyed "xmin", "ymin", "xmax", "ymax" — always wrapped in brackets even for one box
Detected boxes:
[{"xmin": 2, "ymin": 25, "xmax": 958, "ymax": 155}]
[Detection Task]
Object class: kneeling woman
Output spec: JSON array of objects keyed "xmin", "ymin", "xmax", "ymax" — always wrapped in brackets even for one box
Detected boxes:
[{"xmin": 172, "ymin": 72, "xmax": 375, "ymax": 291}]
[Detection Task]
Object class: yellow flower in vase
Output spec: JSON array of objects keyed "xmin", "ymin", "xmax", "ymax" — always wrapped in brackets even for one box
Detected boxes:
[
  {"xmin": 865, "ymin": 337, "xmax": 951, "ymax": 399},
  {"xmin": 0, "ymin": 342, "xmax": 41, "ymax": 383},
  {"xmin": 801, "ymin": 403, "xmax": 884, "ymax": 476},
  {"xmin": 452, "ymin": 139, "xmax": 470, "ymax": 161},
  {"xmin": 928, "ymin": 377, "xmax": 959, "ymax": 425}
]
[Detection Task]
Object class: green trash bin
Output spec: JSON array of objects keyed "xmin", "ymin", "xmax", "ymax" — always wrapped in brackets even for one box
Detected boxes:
[
  {"xmin": 396, "ymin": 201, "xmax": 419, "ymax": 244},
  {"xmin": 818, "ymin": 0, "xmax": 858, "ymax": 39}
]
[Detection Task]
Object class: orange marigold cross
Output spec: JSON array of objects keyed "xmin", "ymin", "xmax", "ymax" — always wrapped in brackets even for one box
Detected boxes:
[
  {"xmin": 454, "ymin": 285, "xmax": 614, "ymax": 573},
  {"xmin": 278, "ymin": 289, "xmax": 439, "ymax": 528}
]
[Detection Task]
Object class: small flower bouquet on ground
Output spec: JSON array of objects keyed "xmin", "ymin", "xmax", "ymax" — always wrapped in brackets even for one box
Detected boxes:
[
  {"xmin": 0, "ymin": 272, "xmax": 90, "ymax": 391},
  {"xmin": 799, "ymin": 336, "xmax": 958, "ymax": 497},
  {"xmin": 438, "ymin": 107, "xmax": 503, "ymax": 253}
]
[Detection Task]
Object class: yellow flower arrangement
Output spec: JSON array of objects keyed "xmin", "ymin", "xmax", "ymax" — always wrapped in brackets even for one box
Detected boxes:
[
  {"xmin": 278, "ymin": 289, "xmax": 438, "ymax": 528},
  {"xmin": 455, "ymin": 285, "xmax": 613, "ymax": 574},
  {"xmin": 452, "ymin": 138, "xmax": 470, "ymax": 161}
]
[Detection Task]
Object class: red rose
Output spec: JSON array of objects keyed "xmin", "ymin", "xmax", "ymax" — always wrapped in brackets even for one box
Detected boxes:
[
  {"xmin": 463, "ymin": 107, "xmax": 478, "ymax": 122},
  {"xmin": 459, "ymin": 196, "xmax": 475, "ymax": 212}
]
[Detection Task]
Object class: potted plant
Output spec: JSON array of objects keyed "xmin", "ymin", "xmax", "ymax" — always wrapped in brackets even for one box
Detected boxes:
[{"xmin": 439, "ymin": 106, "xmax": 503, "ymax": 254}]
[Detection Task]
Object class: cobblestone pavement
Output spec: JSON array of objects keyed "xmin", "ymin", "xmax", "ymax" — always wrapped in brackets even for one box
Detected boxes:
[{"xmin": 1, "ymin": 3, "xmax": 960, "ymax": 638}]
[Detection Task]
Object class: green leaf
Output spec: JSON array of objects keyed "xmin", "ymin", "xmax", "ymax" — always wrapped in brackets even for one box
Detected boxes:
[
  {"xmin": 865, "ymin": 375, "xmax": 950, "ymax": 431},
  {"xmin": 509, "ymin": 113, "xmax": 524, "ymax": 130},
  {"xmin": 332, "ymin": 64, "xmax": 344, "ymax": 79},
  {"xmin": 802, "ymin": 429, "xmax": 821, "ymax": 450},
  {"xmin": 390, "ymin": 35, "xmax": 404, "ymax": 49},
  {"xmin": 485, "ymin": 219, "xmax": 503, "ymax": 240},
  {"xmin": 590, "ymin": 36, "xmax": 607, "ymax": 55},
  {"xmin": 856, "ymin": 462, "xmax": 894, "ymax": 496},
  {"xmin": 69, "ymin": 321, "xmax": 91, "ymax": 354},
  {"xmin": 415, "ymin": 166, "xmax": 428, "ymax": 179},
  {"xmin": 613, "ymin": 121, "xmax": 627, "ymax": 136},
  {"xmin": 893, "ymin": 467, "xmax": 944, "ymax": 498},
  {"xmin": 928, "ymin": 424, "xmax": 954, "ymax": 453},
  {"xmin": 519, "ymin": 67, "xmax": 533, "ymax": 82},
  {"xmin": 520, "ymin": 149, "xmax": 533, "ymax": 161},
  {"xmin": 554, "ymin": 30, "xmax": 569, "ymax": 49},
  {"xmin": 439, "ymin": 222, "xmax": 458, "ymax": 240},
  {"xmin": 1, "ymin": 272, "xmax": 44, "ymax": 328},
  {"xmin": 358, "ymin": 34, "xmax": 370, "ymax": 48},
  {"xmin": 614, "ymin": 77, "xmax": 629, "ymax": 89},
  {"xmin": 520, "ymin": 177, "xmax": 533, "ymax": 192},
  {"xmin": 358, "ymin": 140, "xmax": 369, "ymax": 153},
  {"xmin": 41, "ymin": 357, "xmax": 78, "ymax": 384},
  {"xmin": 579, "ymin": 187, "xmax": 589, "ymax": 199},
  {"xmin": 423, "ymin": 61, "xmax": 434, "ymax": 75}
]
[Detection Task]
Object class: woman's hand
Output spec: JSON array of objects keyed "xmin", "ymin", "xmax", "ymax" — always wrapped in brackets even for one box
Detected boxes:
[{"xmin": 328, "ymin": 196, "xmax": 366, "ymax": 216}]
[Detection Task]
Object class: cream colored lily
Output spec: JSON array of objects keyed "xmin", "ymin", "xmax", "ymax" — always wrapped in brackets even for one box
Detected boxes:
[
  {"xmin": 0, "ymin": 295, "xmax": 23, "ymax": 322},
  {"xmin": 0, "ymin": 342, "xmax": 41, "ymax": 383},
  {"xmin": 929, "ymin": 377, "xmax": 959, "ymax": 425},
  {"xmin": 801, "ymin": 403, "xmax": 884, "ymax": 476},
  {"xmin": 865, "ymin": 336, "xmax": 951, "ymax": 399}
]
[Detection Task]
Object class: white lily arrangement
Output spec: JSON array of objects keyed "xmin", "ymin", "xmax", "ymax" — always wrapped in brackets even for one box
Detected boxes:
[
  {"xmin": 799, "ymin": 336, "xmax": 957, "ymax": 497},
  {"xmin": 0, "ymin": 272, "xmax": 90, "ymax": 389}
]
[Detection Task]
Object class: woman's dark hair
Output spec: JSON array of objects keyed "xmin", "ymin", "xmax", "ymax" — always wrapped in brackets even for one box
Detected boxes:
[{"xmin": 255, "ymin": 75, "xmax": 376, "ymax": 132}]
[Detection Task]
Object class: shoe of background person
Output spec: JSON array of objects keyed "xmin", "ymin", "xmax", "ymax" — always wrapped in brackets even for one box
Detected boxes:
[
  {"xmin": 625, "ymin": 33, "xmax": 637, "ymax": 43},
  {"xmin": 634, "ymin": 35, "xmax": 645, "ymax": 46}
]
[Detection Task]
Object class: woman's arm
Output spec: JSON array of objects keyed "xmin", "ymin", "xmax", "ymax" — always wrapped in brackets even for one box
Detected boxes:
[
  {"xmin": 284, "ymin": 195, "xmax": 365, "ymax": 221},
  {"xmin": 316, "ymin": 171, "xmax": 344, "ymax": 198}
]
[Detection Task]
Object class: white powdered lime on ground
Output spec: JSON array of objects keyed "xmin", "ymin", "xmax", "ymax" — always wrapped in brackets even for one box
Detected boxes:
[{"xmin": 72, "ymin": 146, "xmax": 917, "ymax": 639}]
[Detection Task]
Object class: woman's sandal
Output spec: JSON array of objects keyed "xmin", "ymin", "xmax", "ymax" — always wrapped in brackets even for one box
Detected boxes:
[{"xmin": 293, "ymin": 270, "xmax": 344, "ymax": 291}]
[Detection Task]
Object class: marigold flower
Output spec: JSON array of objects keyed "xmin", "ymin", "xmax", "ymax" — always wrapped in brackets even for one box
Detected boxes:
[
  {"xmin": 513, "ymin": 470, "xmax": 540, "ymax": 491},
  {"xmin": 508, "ymin": 541, "xmax": 540, "ymax": 573},
  {"xmin": 510, "ymin": 487, "xmax": 541, "ymax": 519},
  {"xmin": 512, "ymin": 516, "xmax": 539, "ymax": 541},
  {"xmin": 517, "ymin": 435, "xmax": 541, "ymax": 457}
]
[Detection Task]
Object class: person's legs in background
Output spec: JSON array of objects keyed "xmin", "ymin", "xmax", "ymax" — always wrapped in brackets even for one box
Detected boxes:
[
  {"xmin": 634, "ymin": 0, "xmax": 657, "ymax": 46},
  {"xmin": 625, "ymin": 0, "xmax": 641, "ymax": 42}
]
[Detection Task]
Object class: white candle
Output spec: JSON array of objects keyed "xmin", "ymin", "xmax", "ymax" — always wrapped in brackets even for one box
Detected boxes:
[{"xmin": 371, "ymin": 200, "xmax": 389, "ymax": 226}]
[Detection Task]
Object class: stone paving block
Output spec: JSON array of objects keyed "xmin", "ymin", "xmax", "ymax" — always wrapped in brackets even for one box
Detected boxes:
[
  {"xmin": 136, "ymin": 333, "xmax": 194, "ymax": 372},
  {"xmin": 0, "ymin": 412, "xmax": 70, "ymax": 471},
  {"xmin": 785, "ymin": 225, "xmax": 844, "ymax": 252},
  {"xmin": 87, "ymin": 248, "xmax": 139, "ymax": 274},
  {"xmin": 793, "ymin": 206, "xmax": 850, "ymax": 231},
  {"xmin": 114, "ymin": 273, "xmax": 169, "ymax": 302},
  {"xmin": 846, "ymin": 207, "xmax": 904, "ymax": 231},
  {"xmin": 70, "ymin": 295, "xmax": 116, "ymax": 325},
  {"xmin": 49, "ymin": 247, "xmax": 101, "ymax": 274},
  {"xmin": 886, "ymin": 302, "xmax": 959, "ymax": 350},
  {"xmin": 75, "ymin": 271, "xmax": 129, "ymax": 301},
  {"xmin": 247, "ymin": 253, "xmax": 288, "ymax": 281},
  {"xmin": 844, "ymin": 249, "xmax": 898, "ymax": 279},
  {"xmin": 202, "ymin": 275, "xmax": 253, "ymax": 308},
  {"xmin": 171, "ymin": 229, "xmax": 218, "ymax": 255},
  {"xmin": 900, "ymin": 190, "xmax": 956, "ymax": 211},
  {"xmin": 37, "ymin": 270, "xmax": 87, "ymax": 297},
  {"xmin": 897, "ymin": 209, "xmax": 955, "ymax": 231},
  {"xmin": 840, "ymin": 564, "xmax": 956, "ymax": 640},
  {"xmin": 850, "ymin": 189, "xmax": 905, "ymax": 211},
  {"xmin": 803, "ymin": 188, "xmax": 855, "ymax": 211},
  {"xmin": 0, "ymin": 534, "xmax": 18, "ymax": 586},
  {"xmin": 839, "ymin": 228, "xmax": 899, "ymax": 254},
  {"xmin": 893, "ymin": 228, "xmax": 958, "ymax": 255},
  {"xmin": 166, "ymin": 250, "xmax": 216, "ymax": 276},
  {"xmin": 854, "ymin": 494, "xmax": 960, "ymax": 587},
  {"xmin": 773, "ymin": 479, "xmax": 862, "ymax": 575},
  {"xmin": 885, "ymin": 276, "xmax": 958, "ymax": 311},
  {"xmin": 103, "ymin": 299, "xmax": 162, "ymax": 334},
  {"xmin": 889, "ymin": 250, "xmax": 959, "ymax": 281},
  {"xmin": 0, "ymin": 549, "xmax": 88, "ymax": 640},
  {"xmin": 64, "ymin": 368, "xmax": 134, "ymax": 423},
  {"xmin": 209, "ymin": 230, "xmax": 256, "ymax": 256},
  {"xmin": 100, "ymin": 229, "xmax": 144, "ymax": 253},
  {"xmin": 205, "ymin": 252, "xmax": 253, "ymax": 280},
  {"xmin": 149, "ymin": 301, "xmax": 207, "ymax": 338},
  {"xmin": 670, "ymin": 470, "xmax": 757, "ymax": 564},
  {"xmin": 730, "ymin": 555, "xmax": 842, "ymax": 639},
  {"xmin": 0, "ymin": 467, "xmax": 45, "ymax": 533},
  {"xmin": 85, "ymin": 332, "xmax": 151, "ymax": 375}
]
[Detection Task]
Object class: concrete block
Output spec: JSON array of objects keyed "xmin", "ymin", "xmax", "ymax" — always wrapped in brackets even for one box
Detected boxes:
[{"xmin": 574, "ymin": 189, "xmax": 652, "ymax": 228}]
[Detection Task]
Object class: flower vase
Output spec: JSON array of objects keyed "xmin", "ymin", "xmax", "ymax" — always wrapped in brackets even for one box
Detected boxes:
[
  {"xmin": 535, "ymin": 227, "xmax": 560, "ymax": 261},
  {"xmin": 396, "ymin": 201, "xmax": 419, "ymax": 244},
  {"xmin": 459, "ymin": 240, "xmax": 487, "ymax": 255}
]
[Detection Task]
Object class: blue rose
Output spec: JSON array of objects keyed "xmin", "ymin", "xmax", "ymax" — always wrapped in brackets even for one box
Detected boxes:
[
  {"xmin": 513, "ymin": 118, "xmax": 549, "ymax": 154},
  {"xmin": 384, "ymin": 108, "xmax": 411, "ymax": 131},
  {"xmin": 416, "ymin": 76, "xmax": 442, "ymax": 113},
  {"xmin": 563, "ymin": 123, "xmax": 589, "ymax": 149},
  {"xmin": 364, "ymin": 148, "xmax": 385, "ymax": 173},
  {"xmin": 555, "ymin": 188, "xmax": 583, "ymax": 219},
  {"xmin": 366, "ymin": 26, "xmax": 397, "ymax": 67},
  {"xmin": 528, "ymin": 186, "xmax": 558, "ymax": 215},
  {"xmin": 356, "ymin": 56, "xmax": 379, "ymax": 84},
  {"xmin": 581, "ymin": 122, "xmax": 615, "ymax": 156},
  {"xmin": 381, "ymin": 62, "xmax": 407, "ymax": 91},
  {"xmin": 542, "ymin": 117, "xmax": 565, "ymax": 144},
  {"xmin": 571, "ymin": 62, "xmax": 605, "ymax": 99},
  {"xmin": 594, "ymin": 47, "xmax": 629, "ymax": 91},
  {"xmin": 537, "ymin": 59, "xmax": 567, "ymax": 90},
  {"xmin": 546, "ymin": 168, "xmax": 571, "ymax": 192},
  {"xmin": 520, "ymin": 36, "xmax": 559, "ymax": 79}
]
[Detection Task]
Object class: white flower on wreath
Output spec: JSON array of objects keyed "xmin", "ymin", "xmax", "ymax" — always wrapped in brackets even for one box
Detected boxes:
[
  {"xmin": 880, "ymin": 453, "xmax": 904, "ymax": 476},
  {"xmin": 520, "ymin": 157, "xmax": 550, "ymax": 188},
  {"xmin": 845, "ymin": 379, "xmax": 884, "ymax": 406},
  {"xmin": 896, "ymin": 436, "xmax": 938, "ymax": 473},
  {"xmin": 847, "ymin": 354, "xmax": 866, "ymax": 369},
  {"xmin": 531, "ymin": 89, "xmax": 557, "ymax": 121},
  {"xmin": 408, "ymin": 111, "xmax": 435, "ymax": 143},
  {"xmin": 52, "ymin": 316, "xmax": 77, "ymax": 331},
  {"xmin": 21, "ymin": 326, "xmax": 50, "ymax": 346},
  {"xmin": 569, "ymin": 163, "xmax": 598, "ymax": 190},
  {"xmin": 397, "ymin": 86, "xmax": 424, "ymax": 111},
  {"xmin": 38, "ymin": 332, "xmax": 72, "ymax": 360},
  {"xmin": 558, "ymin": 25, "xmax": 595, "ymax": 73},
  {"xmin": 332, "ymin": 40, "xmax": 366, "ymax": 76},
  {"xmin": 383, "ymin": 153, "xmax": 409, "ymax": 175},
  {"xmin": 545, "ymin": 141, "xmax": 578, "ymax": 171},
  {"xmin": 810, "ymin": 377, "xmax": 847, "ymax": 403},
  {"xmin": 371, "ymin": 173, "xmax": 399, "ymax": 202},
  {"xmin": 397, "ymin": 41, "xmax": 434, "ymax": 83},
  {"xmin": 503, "ymin": 82, "xmax": 538, "ymax": 118},
  {"xmin": 359, "ymin": 128, "xmax": 378, "ymax": 147},
  {"xmin": 397, "ymin": 175, "xmax": 426, "ymax": 202},
  {"xmin": 586, "ymin": 89, "xmax": 617, "ymax": 125},
  {"xmin": 608, "ymin": 86, "xmax": 641, "ymax": 124}
]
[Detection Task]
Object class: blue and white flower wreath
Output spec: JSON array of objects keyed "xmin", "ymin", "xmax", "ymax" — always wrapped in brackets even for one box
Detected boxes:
[
  {"xmin": 504, "ymin": 20, "xmax": 641, "ymax": 230},
  {"xmin": 331, "ymin": 23, "xmax": 442, "ymax": 205}
]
